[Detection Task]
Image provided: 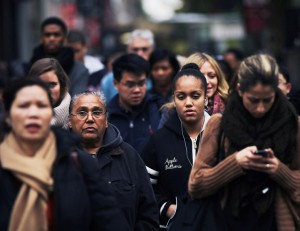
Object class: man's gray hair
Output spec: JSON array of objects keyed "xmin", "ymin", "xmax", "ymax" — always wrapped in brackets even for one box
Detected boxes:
[
  {"xmin": 127, "ymin": 29, "xmax": 155, "ymax": 47},
  {"xmin": 69, "ymin": 91, "xmax": 107, "ymax": 114}
]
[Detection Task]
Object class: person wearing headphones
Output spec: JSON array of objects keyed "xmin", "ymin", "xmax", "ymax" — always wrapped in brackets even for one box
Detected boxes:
[{"xmin": 141, "ymin": 63, "xmax": 210, "ymax": 230}]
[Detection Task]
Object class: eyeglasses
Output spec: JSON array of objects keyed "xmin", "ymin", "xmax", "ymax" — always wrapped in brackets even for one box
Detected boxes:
[
  {"xmin": 71, "ymin": 110, "xmax": 106, "ymax": 120},
  {"xmin": 132, "ymin": 47, "xmax": 150, "ymax": 53},
  {"xmin": 43, "ymin": 32, "xmax": 63, "ymax": 37},
  {"xmin": 119, "ymin": 80, "xmax": 146, "ymax": 89}
]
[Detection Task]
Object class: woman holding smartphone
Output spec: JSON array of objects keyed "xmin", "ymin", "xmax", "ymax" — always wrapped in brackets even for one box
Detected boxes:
[{"xmin": 189, "ymin": 54, "xmax": 300, "ymax": 230}]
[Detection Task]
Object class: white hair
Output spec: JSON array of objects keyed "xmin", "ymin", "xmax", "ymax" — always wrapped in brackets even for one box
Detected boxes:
[
  {"xmin": 69, "ymin": 91, "xmax": 107, "ymax": 114},
  {"xmin": 127, "ymin": 29, "xmax": 155, "ymax": 47}
]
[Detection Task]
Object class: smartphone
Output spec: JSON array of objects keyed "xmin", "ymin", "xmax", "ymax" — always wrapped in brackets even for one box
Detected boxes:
[{"xmin": 253, "ymin": 149, "xmax": 268, "ymax": 157}]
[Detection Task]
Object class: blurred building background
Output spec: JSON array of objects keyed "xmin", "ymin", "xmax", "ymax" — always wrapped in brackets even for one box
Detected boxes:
[{"xmin": 0, "ymin": 0, "xmax": 300, "ymax": 90}]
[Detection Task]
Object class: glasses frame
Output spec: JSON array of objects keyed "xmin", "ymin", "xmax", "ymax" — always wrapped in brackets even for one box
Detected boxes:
[
  {"xmin": 70, "ymin": 110, "xmax": 106, "ymax": 120},
  {"xmin": 119, "ymin": 80, "xmax": 147, "ymax": 89}
]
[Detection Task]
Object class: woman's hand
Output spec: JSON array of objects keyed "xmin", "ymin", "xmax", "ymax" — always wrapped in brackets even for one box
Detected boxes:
[
  {"xmin": 236, "ymin": 147, "xmax": 280, "ymax": 174},
  {"xmin": 236, "ymin": 146, "xmax": 257, "ymax": 169}
]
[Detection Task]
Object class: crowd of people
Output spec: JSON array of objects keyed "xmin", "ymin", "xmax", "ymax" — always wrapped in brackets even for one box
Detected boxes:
[{"xmin": 0, "ymin": 16, "xmax": 300, "ymax": 231}]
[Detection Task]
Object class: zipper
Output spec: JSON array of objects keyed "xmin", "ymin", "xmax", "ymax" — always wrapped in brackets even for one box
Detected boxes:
[{"xmin": 129, "ymin": 120, "xmax": 134, "ymax": 128}]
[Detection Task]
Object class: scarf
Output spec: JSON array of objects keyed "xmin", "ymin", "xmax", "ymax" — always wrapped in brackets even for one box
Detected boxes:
[
  {"xmin": 52, "ymin": 93, "xmax": 71, "ymax": 129},
  {"xmin": 205, "ymin": 93, "xmax": 225, "ymax": 115},
  {"xmin": 221, "ymin": 90, "xmax": 298, "ymax": 217},
  {"xmin": 0, "ymin": 132, "xmax": 56, "ymax": 231}
]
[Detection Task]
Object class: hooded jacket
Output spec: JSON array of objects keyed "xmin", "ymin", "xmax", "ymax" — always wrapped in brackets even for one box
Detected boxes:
[
  {"xmin": 107, "ymin": 93, "xmax": 161, "ymax": 154},
  {"xmin": 91, "ymin": 123, "xmax": 159, "ymax": 231},
  {"xmin": 141, "ymin": 109, "xmax": 210, "ymax": 229}
]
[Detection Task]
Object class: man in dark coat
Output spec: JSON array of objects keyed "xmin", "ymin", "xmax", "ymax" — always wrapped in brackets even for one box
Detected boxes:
[{"xmin": 107, "ymin": 53, "xmax": 161, "ymax": 154}]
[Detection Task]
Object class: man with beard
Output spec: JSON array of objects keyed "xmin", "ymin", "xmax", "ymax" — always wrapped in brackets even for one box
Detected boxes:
[
  {"xmin": 107, "ymin": 53, "xmax": 161, "ymax": 154},
  {"xmin": 29, "ymin": 17, "xmax": 88, "ymax": 96}
]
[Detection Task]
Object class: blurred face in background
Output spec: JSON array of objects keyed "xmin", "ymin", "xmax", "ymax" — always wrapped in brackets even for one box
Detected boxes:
[
  {"xmin": 151, "ymin": 59, "xmax": 174, "ymax": 91},
  {"xmin": 200, "ymin": 62, "xmax": 218, "ymax": 99},
  {"xmin": 224, "ymin": 52, "xmax": 241, "ymax": 72},
  {"xmin": 68, "ymin": 41, "xmax": 86, "ymax": 63},
  {"xmin": 114, "ymin": 71, "xmax": 147, "ymax": 111},
  {"xmin": 39, "ymin": 70, "xmax": 61, "ymax": 106},
  {"xmin": 7, "ymin": 86, "xmax": 53, "ymax": 143},
  {"xmin": 41, "ymin": 24, "xmax": 65, "ymax": 55},
  {"xmin": 127, "ymin": 37, "xmax": 153, "ymax": 61}
]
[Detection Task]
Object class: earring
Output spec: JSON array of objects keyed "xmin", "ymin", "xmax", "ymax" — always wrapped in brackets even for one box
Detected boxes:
[{"xmin": 204, "ymin": 98, "xmax": 208, "ymax": 107}]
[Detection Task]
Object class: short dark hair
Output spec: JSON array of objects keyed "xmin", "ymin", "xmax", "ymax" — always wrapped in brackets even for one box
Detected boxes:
[
  {"xmin": 149, "ymin": 48, "xmax": 180, "ymax": 77},
  {"xmin": 225, "ymin": 48, "xmax": 244, "ymax": 61},
  {"xmin": 40, "ymin": 17, "xmax": 67, "ymax": 35},
  {"xmin": 112, "ymin": 54, "xmax": 149, "ymax": 82},
  {"xmin": 67, "ymin": 30, "xmax": 86, "ymax": 45},
  {"xmin": 3, "ymin": 78, "xmax": 53, "ymax": 113}
]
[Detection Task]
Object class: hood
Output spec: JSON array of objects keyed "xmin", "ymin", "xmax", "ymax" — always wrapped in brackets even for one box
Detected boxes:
[{"xmin": 100, "ymin": 123, "xmax": 123, "ymax": 152}]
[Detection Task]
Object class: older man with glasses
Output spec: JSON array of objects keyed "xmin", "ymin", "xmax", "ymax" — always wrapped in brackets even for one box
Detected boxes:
[
  {"xmin": 127, "ymin": 29, "xmax": 155, "ymax": 61},
  {"xmin": 106, "ymin": 53, "xmax": 161, "ymax": 154}
]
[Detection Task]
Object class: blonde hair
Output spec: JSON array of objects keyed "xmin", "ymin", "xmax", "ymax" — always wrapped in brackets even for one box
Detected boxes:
[{"xmin": 184, "ymin": 52, "xmax": 229, "ymax": 103}]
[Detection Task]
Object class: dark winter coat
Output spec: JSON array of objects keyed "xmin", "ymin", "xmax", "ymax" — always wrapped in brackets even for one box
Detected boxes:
[
  {"xmin": 0, "ymin": 128, "xmax": 120, "ymax": 231},
  {"xmin": 107, "ymin": 93, "xmax": 161, "ymax": 154},
  {"xmin": 88, "ymin": 123, "xmax": 159, "ymax": 231}
]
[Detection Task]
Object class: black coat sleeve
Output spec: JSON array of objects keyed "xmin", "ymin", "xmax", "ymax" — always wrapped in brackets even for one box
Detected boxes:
[{"xmin": 141, "ymin": 136, "xmax": 176, "ymax": 228}]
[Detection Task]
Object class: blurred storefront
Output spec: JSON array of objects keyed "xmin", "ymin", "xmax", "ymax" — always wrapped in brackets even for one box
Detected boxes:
[{"xmin": 0, "ymin": 0, "xmax": 299, "ymax": 89}]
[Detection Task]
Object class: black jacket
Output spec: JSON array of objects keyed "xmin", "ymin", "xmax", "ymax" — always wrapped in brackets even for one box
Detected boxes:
[
  {"xmin": 107, "ymin": 93, "xmax": 161, "ymax": 154},
  {"xmin": 141, "ymin": 109, "xmax": 210, "ymax": 229},
  {"xmin": 92, "ymin": 123, "xmax": 159, "ymax": 231},
  {"xmin": 0, "ymin": 128, "xmax": 120, "ymax": 231}
]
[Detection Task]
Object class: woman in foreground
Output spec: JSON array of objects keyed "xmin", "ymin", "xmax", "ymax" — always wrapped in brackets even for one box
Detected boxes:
[{"xmin": 0, "ymin": 78, "xmax": 120, "ymax": 231}]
